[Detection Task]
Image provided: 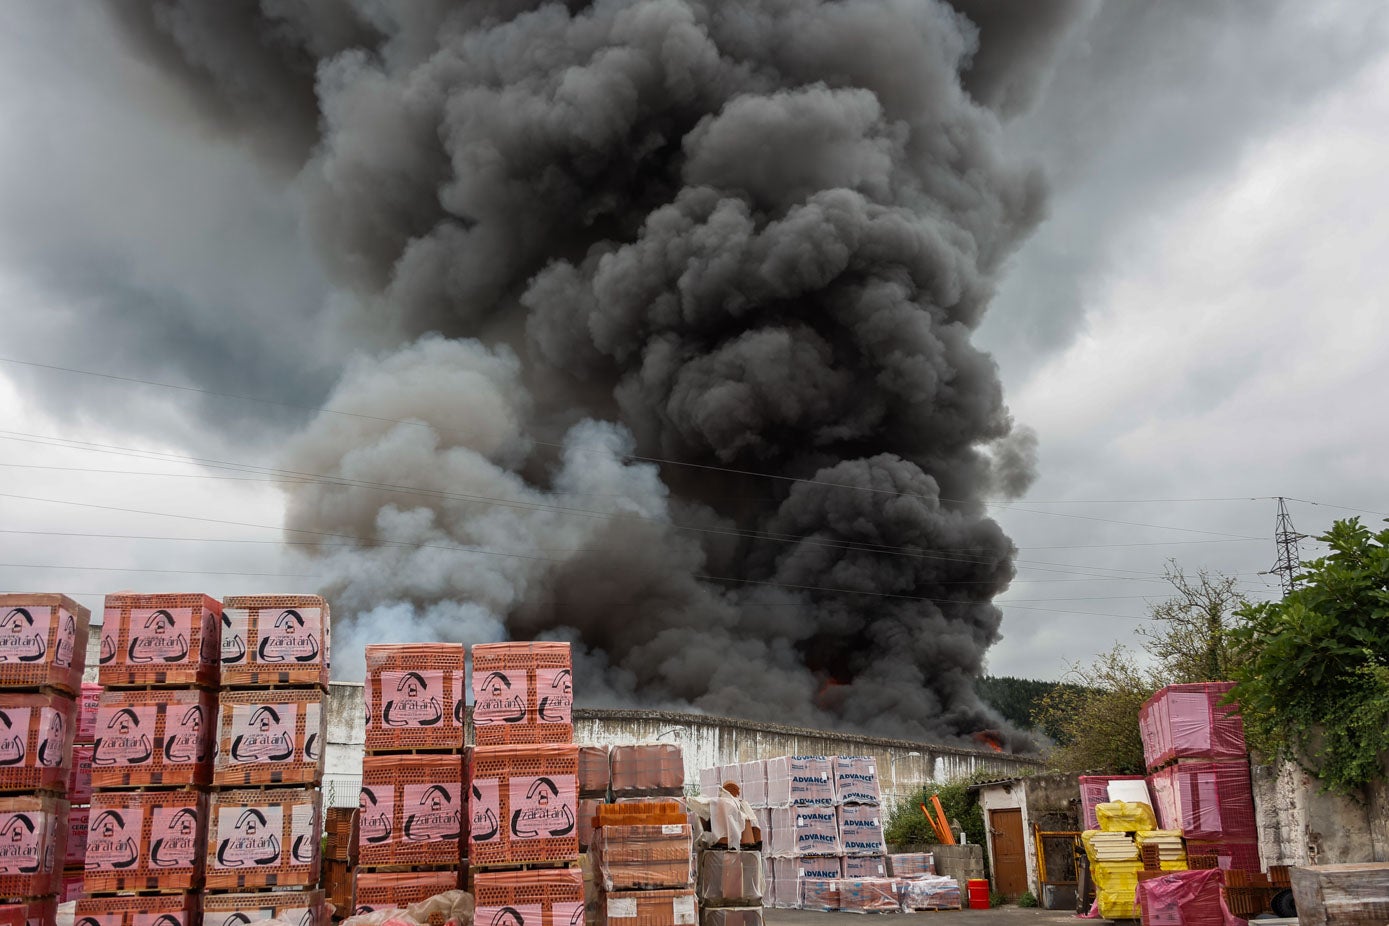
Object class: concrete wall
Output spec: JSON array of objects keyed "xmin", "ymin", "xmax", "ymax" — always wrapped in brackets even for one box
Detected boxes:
[
  {"xmin": 320, "ymin": 682, "xmax": 1043, "ymax": 808},
  {"xmin": 1251, "ymin": 761, "xmax": 1389, "ymax": 866}
]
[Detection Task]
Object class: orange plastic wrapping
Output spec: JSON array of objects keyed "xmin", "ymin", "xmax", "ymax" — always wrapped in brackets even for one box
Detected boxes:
[
  {"xmin": 364, "ymin": 645, "xmax": 465, "ymax": 751},
  {"xmin": 358, "ymin": 753, "xmax": 463, "ymax": 867},
  {"xmin": 214, "ymin": 688, "xmax": 325, "ymax": 787},
  {"xmin": 472, "ymin": 642, "xmax": 573, "ymax": 745},
  {"xmin": 220, "ymin": 595, "xmax": 330, "ymax": 688},
  {"xmin": 84, "ymin": 788, "xmax": 206, "ymax": 893},
  {"xmin": 594, "ymin": 824, "xmax": 693, "ymax": 891},
  {"xmin": 99, "ymin": 593, "xmax": 221, "ymax": 688},
  {"xmin": 474, "ymin": 867, "xmax": 585, "ymax": 926},
  {"xmin": 0, "ymin": 690, "xmax": 75, "ymax": 794},
  {"xmin": 90, "ymin": 688, "xmax": 213, "ymax": 788},
  {"xmin": 0, "ymin": 594, "xmax": 89, "ymax": 694}
]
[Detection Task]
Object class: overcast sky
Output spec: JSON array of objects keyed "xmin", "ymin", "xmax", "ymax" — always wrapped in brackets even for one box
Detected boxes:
[{"xmin": 1, "ymin": 2, "xmax": 1387, "ymax": 685}]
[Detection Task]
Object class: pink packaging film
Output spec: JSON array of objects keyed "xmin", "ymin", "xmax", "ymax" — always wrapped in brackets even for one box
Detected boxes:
[
  {"xmin": 76, "ymin": 684, "xmax": 102, "ymax": 744},
  {"xmin": 831, "ymin": 757, "xmax": 880, "ymax": 806},
  {"xmin": 1147, "ymin": 761, "xmax": 1256, "ymax": 840},
  {"xmin": 1139, "ymin": 683, "xmax": 1246, "ymax": 770},
  {"xmin": 65, "ymin": 804, "xmax": 89, "ymax": 867}
]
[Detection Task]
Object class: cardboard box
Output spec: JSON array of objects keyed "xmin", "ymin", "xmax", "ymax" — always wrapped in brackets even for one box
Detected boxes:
[
  {"xmin": 470, "ymin": 744, "xmax": 579, "ymax": 865},
  {"xmin": 0, "ymin": 691, "xmax": 75, "ymax": 794},
  {"xmin": 85, "ymin": 788, "xmax": 206, "ymax": 892},
  {"xmin": 99, "ymin": 593, "xmax": 221, "ymax": 688},
  {"xmin": 214, "ymin": 688, "xmax": 325, "ymax": 787},
  {"xmin": 364, "ymin": 645, "xmax": 465, "ymax": 751},
  {"xmin": 0, "ymin": 594, "xmax": 89, "ymax": 694},
  {"xmin": 90, "ymin": 688, "xmax": 214, "ymax": 788},
  {"xmin": 358, "ymin": 753, "xmax": 463, "ymax": 868},
  {"xmin": 472, "ymin": 642, "xmax": 573, "ymax": 746},
  {"xmin": 220, "ymin": 595, "xmax": 330, "ymax": 689},
  {"xmin": 206, "ymin": 788, "xmax": 321, "ymax": 890}
]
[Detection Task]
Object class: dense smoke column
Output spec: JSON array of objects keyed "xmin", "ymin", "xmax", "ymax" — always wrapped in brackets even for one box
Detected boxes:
[{"xmin": 108, "ymin": 0, "xmax": 1085, "ymax": 745}]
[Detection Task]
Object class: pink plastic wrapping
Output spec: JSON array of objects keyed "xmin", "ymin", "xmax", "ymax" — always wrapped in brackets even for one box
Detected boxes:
[
  {"xmin": 1147, "ymin": 761, "xmax": 1256, "ymax": 840},
  {"xmin": 836, "ymin": 804, "xmax": 884, "ymax": 856},
  {"xmin": 1139, "ymin": 683, "xmax": 1246, "ymax": 770},
  {"xmin": 1080, "ymin": 775, "xmax": 1146, "ymax": 831},
  {"xmin": 887, "ymin": 853, "xmax": 934, "ymax": 877},
  {"xmin": 738, "ymin": 761, "xmax": 766, "ymax": 808},
  {"xmin": 841, "ymin": 856, "xmax": 887, "ymax": 878},
  {"xmin": 1185, "ymin": 839, "xmax": 1261, "ymax": 874},
  {"xmin": 1135, "ymin": 869, "xmax": 1225, "ymax": 926},
  {"xmin": 766, "ymin": 756, "xmax": 834, "ymax": 807},
  {"xmin": 769, "ymin": 807, "xmax": 840, "ymax": 857},
  {"xmin": 837, "ymin": 878, "xmax": 900, "ymax": 914},
  {"xmin": 696, "ymin": 849, "xmax": 763, "ymax": 906},
  {"xmin": 76, "ymin": 683, "xmax": 102, "ymax": 744},
  {"xmin": 831, "ymin": 757, "xmax": 880, "ymax": 805},
  {"xmin": 579, "ymin": 745, "xmax": 611, "ymax": 796},
  {"xmin": 610, "ymin": 744, "xmax": 683, "ymax": 793},
  {"xmin": 65, "ymin": 804, "xmax": 88, "ymax": 867},
  {"xmin": 69, "ymin": 743, "xmax": 93, "ymax": 803}
]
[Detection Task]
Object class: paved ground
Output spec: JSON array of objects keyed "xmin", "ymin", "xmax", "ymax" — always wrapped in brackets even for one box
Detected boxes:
[{"xmin": 766, "ymin": 906, "xmax": 1081, "ymax": 926}]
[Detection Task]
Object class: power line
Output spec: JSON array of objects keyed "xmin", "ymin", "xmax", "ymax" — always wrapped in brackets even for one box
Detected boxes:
[{"xmin": 0, "ymin": 563, "xmax": 315, "ymax": 577}]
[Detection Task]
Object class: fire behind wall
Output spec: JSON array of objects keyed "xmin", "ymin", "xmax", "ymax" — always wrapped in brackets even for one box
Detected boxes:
[{"xmin": 105, "ymin": 0, "xmax": 1089, "ymax": 747}]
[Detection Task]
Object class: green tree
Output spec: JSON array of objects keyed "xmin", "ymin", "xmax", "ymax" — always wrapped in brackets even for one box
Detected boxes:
[
  {"xmin": 884, "ymin": 775, "xmax": 990, "ymax": 857},
  {"xmin": 1231, "ymin": 518, "xmax": 1389, "ymax": 793},
  {"xmin": 1138, "ymin": 564, "xmax": 1248, "ymax": 683},
  {"xmin": 975, "ymin": 675, "xmax": 1088, "ymax": 743}
]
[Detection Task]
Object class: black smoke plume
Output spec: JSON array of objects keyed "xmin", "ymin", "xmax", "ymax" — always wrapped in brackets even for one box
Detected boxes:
[{"xmin": 108, "ymin": 0, "xmax": 1087, "ymax": 746}]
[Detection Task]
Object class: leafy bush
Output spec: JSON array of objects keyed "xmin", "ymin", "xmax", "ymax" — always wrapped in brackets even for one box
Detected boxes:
[
  {"xmin": 883, "ymin": 773, "xmax": 993, "ymax": 875},
  {"xmin": 1018, "ymin": 891, "xmax": 1038, "ymax": 908}
]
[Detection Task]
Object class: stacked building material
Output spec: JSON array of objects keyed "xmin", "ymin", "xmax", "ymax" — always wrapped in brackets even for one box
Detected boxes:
[
  {"xmin": 199, "ymin": 596, "xmax": 326, "ymax": 925},
  {"xmin": 1134, "ymin": 831, "xmax": 1187, "ymax": 873},
  {"xmin": 696, "ymin": 849, "xmax": 762, "ymax": 926},
  {"xmin": 736, "ymin": 762, "xmax": 765, "ymax": 810},
  {"xmin": 80, "ymin": 593, "xmax": 215, "ymax": 925},
  {"xmin": 1082, "ymin": 820, "xmax": 1142, "ymax": 920},
  {"xmin": 322, "ymin": 807, "xmax": 357, "ymax": 919},
  {"xmin": 577, "ymin": 746, "xmax": 610, "ymax": 853},
  {"xmin": 1077, "ymin": 775, "xmax": 1146, "ymax": 831},
  {"xmin": 64, "ymin": 672, "xmax": 101, "ymax": 903},
  {"xmin": 1140, "ymin": 682, "xmax": 1259, "ymax": 873},
  {"xmin": 1134, "ymin": 869, "xmax": 1226, "ymax": 926},
  {"xmin": 588, "ymin": 799, "xmax": 694, "ymax": 926},
  {"xmin": 885, "ymin": 854, "xmax": 934, "ymax": 878},
  {"xmin": 833, "ymin": 759, "xmax": 883, "ymax": 883},
  {"xmin": 835, "ymin": 878, "xmax": 900, "ymax": 913},
  {"xmin": 472, "ymin": 642, "xmax": 572, "ymax": 746},
  {"xmin": 610, "ymin": 745, "xmax": 683, "ymax": 799},
  {"xmin": 473, "ymin": 867, "xmax": 585, "ymax": 926},
  {"xmin": 1290, "ymin": 863, "xmax": 1389, "ymax": 926},
  {"xmin": 356, "ymin": 642, "xmax": 465, "ymax": 913},
  {"xmin": 898, "ymin": 875, "xmax": 961, "ymax": 911}
]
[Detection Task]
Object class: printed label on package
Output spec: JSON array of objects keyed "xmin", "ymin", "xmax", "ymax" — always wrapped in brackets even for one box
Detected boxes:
[
  {"xmin": 508, "ymin": 774, "xmax": 576, "ymax": 839},
  {"xmin": 222, "ymin": 610, "xmax": 248, "ymax": 666},
  {"xmin": 606, "ymin": 899, "xmax": 637, "ymax": 920},
  {"xmin": 0, "ymin": 606, "xmax": 50, "ymax": 665},
  {"xmin": 477, "ymin": 904, "xmax": 542, "ymax": 926},
  {"xmin": 380, "ymin": 671, "xmax": 444, "ymax": 728},
  {"xmin": 125, "ymin": 608, "xmax": 193, "ymax": 665},
  {"xmin": 254, "ymin": 608, "xmax": 322, "ymax": 664},
  {"xmin": 403, "ymin": 783, "xmax": 461, "ymax": 841},
  {"xmin": 472, "ymin": 669, "xmax": 527, "ymax": 726},
  {"xmin": 149, "ymin": 805, "xmax": 201, "ymax": 869},
  {"xmin": 228, "ymin": 704, "xmax": 298, "ymax": 764},
  {"xmin": 359, "ymin": 785, "xmax": 394, "ymax": 846},
  {"xmin": 215, "ymin": 805, "xmax": 283, "ymax": 869},
  {"xmin": 133, "ymin": 912, "xmax": 189, "ymax": 926},
  {"xmin": 0, "ymin": 811, "xmax": 44, "ymax": 874},
  {"xmin": 37, "ymin": 707, "xmax": 65, "ymax": 767},
  {"xmin": 672, "ymin": 895, "xmax": 696, "ymax": 925},
  {"xmin": 290, "ymin": 803, "xmax": 316, "ymax": 865},
  {"xmin": 470, "ymin": 778, "xmax": 501, "ymax": 843},
  {"xmin": 0, "ymin": 707, "xmax": 29, "ymax": 766},
  {"xmin": 554, "ymin": 902, "xmax": 584, "ymax": 926},
  {"xmin": 54, "ymin": 609, "xmax": 77, "ymax": 669},
  {"xmin": 86, "ymin": 806, "xmax": 143, "ymax": 871},
  {"xmin": 93, "ymin": 705, "xmax": 158, "ymax": 767},
  {"xmin": 163, "ymin": 702, "xmax": 207, "ymax": 765},
  {"xmin": 536, "ymin": 668, "xmax": 572, "ymax": 724}
]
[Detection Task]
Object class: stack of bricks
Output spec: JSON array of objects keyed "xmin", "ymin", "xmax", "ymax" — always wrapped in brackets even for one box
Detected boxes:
[
  {"xmin": 63, "ymin": 682, "xmax": 101, "ymax": 903},
  {"xmin": 832, "ymin": 757, "xmax": 885, "ymax": 880},
  {"xmin": 355, "ymin": 643, "xmax": 466, "ymax": 914},
  {"xmin": 1140, "ymin": 682, "xmax": 1260, "ymax": 873},
  {"xmin": 322, "ymin": 807, "xmax": 357, "ymax": 918},
  {"xmin": 77, "ymin": 593, "xmax": 219, "ymax": 926},
  {"xmin": 470, "ymin": 642, "xmax": 583, "ymax": 926},
  {"xmin": 578, "ymin": 746, "xmax": 611, "ymax": 853},
  {"xmin": 203, "ymin": 595, "xmax": 330, "ymax": 926},
  {"xmin": 592, "ymin": 801, "xmax": 696, "ymax": 926},
  {"xmin": 0, "ymin": 594, "xmax": 89, "ymax": 926},
  {"xmin": 766, "ymin": 756, "xmax": 838, "ymax": 910}
]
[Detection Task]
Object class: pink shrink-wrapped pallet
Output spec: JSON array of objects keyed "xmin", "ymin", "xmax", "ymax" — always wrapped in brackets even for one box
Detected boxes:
[
  {"xmin": 887, "ymin": 853, "xmax": 934, "ymax": 877},
  {"xmin": 1134, "ymin": 869, "xmax": 1226, "ymax": 926},
  {"xmin": 0, "ymin": 593, "xmax": 89, "ymax": 695},
  {"xmin": 841, "ymin": 856, "xmax": 887, "ymax": 879},
  {"xmin": 697, "ymin": 849, "xmax": 764, "ymax": 907},
  {"xmin": 832, "ymin": 757, "xmax": 880, "ymax": 805},
  {"xmin": 738, "ymin": 761, "xmax": 767, "ymax": 808},
  {"xmin": 1147, "ymin": 760, "xmax": 1256, "ymax": 840},
  {"xmin": 1079, "ymin": 775, "xmax": 1146, "ymax": 831},
  {"xmin": 579, "ymin": 745, "xmax": 611, "ymax": 796},
  {"xmin": 76, "ymin": 683, "xmax": 102, "ymax": 744},
  {"xmin": 800, "ymin": 877, "xmax": 840, "ymax": 912},
  {"xmin": 769, "ymin": 806, "xmax": 840, "ymax": 857},
  {"xmin": 99, "ymin": 593, "xmax": 221, "ymax": 688},
  {"xmin": 1139, "ymin": 682, "xmax": 1246, "ymax": 770},
  {"xmin": 837, "ymin": 804, "xmax": 884, "ymax": 857},
  {"xmin": 220, "ymin": 595, "xmax": 330, "ymax": 689},
  {"xmin": 471, "ymin": 641, "xmax": 572, "ymax": 746},
  {"xmin": 611, "ymin": 744, "xmax": 683, "ymax": 794},
  {"xmin": 578, "ymin": 797, "xmax": 603, "ymax": 851},
  {"xmin": 838, "ymin": 877, "xmax": 900, "ymax": 914},
  {"xmin": 0, "ymin": 691, "xmax": 75, "ymax": 794},
  {"xmin": 69, "ymin": 743, "xmax": 93, "ymax": 803},
  {"xmin": 90, "ymin": 688, "xmax": 214, "ymax": 789},
  {"xmin": 766, "ymin": 756, "xmax": 834, "ymax": 807},
  {"xmin": 364, "ymin": 644, "xmax": 465, "ymax": 751},
  {"xmin": 0, "ymin": 795, "xmax": 63, "ymax": 899},
  {"xmin": 64, "ymin": 804, "xmax": 88, "ymax": 867}
]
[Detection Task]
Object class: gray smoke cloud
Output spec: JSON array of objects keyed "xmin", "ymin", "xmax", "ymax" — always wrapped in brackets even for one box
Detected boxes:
[{"xmin": 109, "ymin": 0, "xmax": 1092, "ymax": 746}]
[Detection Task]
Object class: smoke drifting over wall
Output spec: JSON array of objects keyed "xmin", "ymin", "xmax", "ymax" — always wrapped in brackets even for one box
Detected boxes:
[{"xmin": 110, "ymin": 0, "xmax": 1086, "ymax": 745}]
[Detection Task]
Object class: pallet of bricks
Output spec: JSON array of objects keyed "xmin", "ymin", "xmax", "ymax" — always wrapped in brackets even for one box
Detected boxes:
[
  {"xmin": 354, "ymin": 642, "xmax": 467, "ymax": 915},
  {"xmin": 0, "ymin": 594, "xmax": 89, "ymax": 926},
  {"xmin": 470, "ymin": 642, "xmax": 584, "ymax": 926},
  {"xmin": 693, "ymin": 761, "xmax": 762, "ymax": 926},
  {"xmin": 75, "ymin": 593, "xmax": 218, "ymax": 926},
  {"xmin": 322, "ymin": 807, "xmax": 357, "ymax": 919},
  {"xmin": 1140, "ymin": 682, "xmax": 1263, "ymax": 918}
]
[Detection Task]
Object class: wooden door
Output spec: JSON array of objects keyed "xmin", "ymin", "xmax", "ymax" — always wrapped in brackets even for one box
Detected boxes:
[{"xmin": 989, "ymin": 808, "xmax": 1027, "ymax": 898}]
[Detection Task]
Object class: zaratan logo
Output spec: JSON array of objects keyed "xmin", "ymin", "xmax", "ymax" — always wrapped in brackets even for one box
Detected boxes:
[
  {"xmin": 383, "ymin": 672, "xmax": 442, "ymax": 727},
  {"xmin": 37, "ymin": 710, "xmax": 64, "ymax": 767},
  {"xmin": 217, "ymin": 809, "xmax": 280, "ymax": 868},
  {"xmin": 0, "ymin": 710, "xmax": 25, "ymax": 767},
  {"xmin": 88, "ymin": 810, "xmax": 139, "ymax": 870},
  {"xmin": 93, "ymin": 708, "xmax": 152, "ymax": 767},
  {"xmin": 510, "ymin": 777, "xmax": 575, "ymax": 838},
  {"xmin": 150, "ymin": 807, "xmax": 200, "ymax": 868},
  {"xmin": 471, "ymin": 782, "xmax": 499, "ymax": 842},
  {"xmin": 258, "ymin": 609, "xmax": 320, "ymax": 664},
  {"xmin": 222, "ymin": 612, "xmax": 246, "ymax": 665},
  {"xmin": 538, "ymin": 669, "xmax": 572, "ymax": 723},
  {"xmin": 360, "ymin": 787, "xmax": 391, "ymax": 844},
  {"xmin": 476, "ymin": 672, "xmax": 525, "ymax": 724},
  {"xmin": 489, "ymin": 908, "xmax": 526, "ymax": 926},
  {"xmin": 230, "ymin": 706, "xmax": 294, "ymax": 762},
  {"xmin": 0, "ymin": 607, "xmax": 45, "ymax": 663},
  {"xmin": 404, "ymin": 785, "xmax": 460, "ymax": 841},
  {"xmin": 129, "ymin": 610, "xmax": 189, "ymax": 664},
  {"xmin": 164, "ymin": 706, "xmax": 205, "ymax": 764}
]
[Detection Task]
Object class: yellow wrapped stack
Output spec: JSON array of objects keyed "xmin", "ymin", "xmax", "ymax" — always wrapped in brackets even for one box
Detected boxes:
[
  {"xmin": 1095, "ymin": 800, "xmax": 1157, "ymax": 832},
  {"xmin": 1136, "ymin": 830, "xmax": 1188, "ymax": 872},
  {"xmin": 1083, "ymin": 829, "xmax": 1141, "ymax": 920}
]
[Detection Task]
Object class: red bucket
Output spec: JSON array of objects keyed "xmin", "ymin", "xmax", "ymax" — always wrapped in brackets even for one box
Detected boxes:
[{"xmin": 967, "ymin": 879, "xmax": 991, "ymax": 909}]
